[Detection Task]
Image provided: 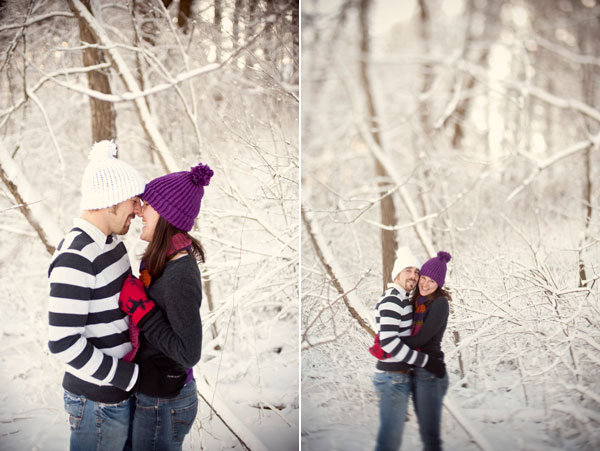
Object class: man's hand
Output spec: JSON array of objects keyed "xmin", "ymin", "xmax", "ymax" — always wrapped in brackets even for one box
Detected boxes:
[
  {"xmin": 424, "ymin": 357, "xmax": 446, "ymax": 378},
  {"xmin": 119, "ymin": 275, "xmax": 156, "ymax": 326}
]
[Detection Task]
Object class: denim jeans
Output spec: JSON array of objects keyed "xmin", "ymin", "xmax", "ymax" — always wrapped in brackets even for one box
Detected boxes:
[
  {"xmin": 412, "ymin": 367, "xmax": 449, "ymax": 451},
  {"xmin": 63, "ymin": 390, "xmax": 132, "ymax": 451},
  {"xmin": 373, "ymin": 371, "xmax": 412, "ymax": 451},
  {"xmin": 131, "ymin": 379, "xmax": 198, "ymax": 451}
]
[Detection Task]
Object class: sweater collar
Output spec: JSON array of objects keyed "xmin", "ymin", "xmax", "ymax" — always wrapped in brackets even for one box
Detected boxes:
[
  {"xmin": 73, "ymin": 218, "xmax": 115, "ymax": 250},
  {"xmin": 387, "ymin": 282, "xmax": 409, "ymax": 298}
]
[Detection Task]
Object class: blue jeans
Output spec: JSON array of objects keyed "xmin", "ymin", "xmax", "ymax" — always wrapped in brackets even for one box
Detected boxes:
[
  {"xmin": 373, "ymin": 371, "xmax": 412, "ymax": 451},
  {"xmin": 412, "ymin": 368, "xmax": 449, "ymax": 451},
  {"xmin": 63, "ymin": 390, "xmax": 132, "ymax": 451},
  {"xmin": 131, "ymin": 379, "xmax": 198, "ymax": 451}
]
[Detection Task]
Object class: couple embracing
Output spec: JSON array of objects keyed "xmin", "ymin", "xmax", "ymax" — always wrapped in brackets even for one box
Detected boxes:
[
  {"xmin": 48, "ymin": 140, "xmax": 212, "ymax": 450},
  {"xmin": 371, "ymin": 247, "xmax": 452, "ymax": 451}
]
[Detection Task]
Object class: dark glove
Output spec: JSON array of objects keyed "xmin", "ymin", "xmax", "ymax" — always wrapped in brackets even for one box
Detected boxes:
[
  {"xmin": 119, "ymin": 275, "xmax": 156, "ymax": 326},
  {"xmin": 369, "ymin": 334, "xmax": 392, "ymax": 360},
  {"xmin": 424, "ymin": 357, "xmax": 446, "ymax": 378}
]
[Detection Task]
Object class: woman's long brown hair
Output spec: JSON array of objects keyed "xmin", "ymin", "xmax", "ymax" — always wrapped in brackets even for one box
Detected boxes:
[
  {"xmin": 142, "ymin": 215, "xmax": 205, "ymax": 278},
  {"xmin": 411, "ymin": 283, "xmax": 452, "ymax": 308}
]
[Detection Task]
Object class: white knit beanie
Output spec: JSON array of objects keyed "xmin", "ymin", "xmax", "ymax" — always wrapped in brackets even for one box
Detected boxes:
[
  {"xmin": 80, "ymin": 140, "xmax": 146, "ymax": 210},
  {"xmin": 391, "ymin": 246, "xmax": 421, "ymax": 282}
]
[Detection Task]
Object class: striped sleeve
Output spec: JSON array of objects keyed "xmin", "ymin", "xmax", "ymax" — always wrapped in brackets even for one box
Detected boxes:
[
  {"xmin": 377, "ymin": 295, "xmax": 429, "ymax": 367},
  {"xmin": 48, "ymin": 251, "xmax": 138, "ymax": 392}
]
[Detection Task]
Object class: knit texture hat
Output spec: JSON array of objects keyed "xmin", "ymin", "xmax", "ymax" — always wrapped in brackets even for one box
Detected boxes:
[
  {"xmin": 420, "ymin": 251, "xmax": 452, "ymax": 287},
  {"xmin": 80, "ymin": 140, "xmax": 146, "ymax": 210},
  {"xmin": 391, "ymin": 246, "xmax": 421, "ymax": 281},
  {"xmin": 141, "ymin": 163, "xmax": 214, "ymax": 232}
]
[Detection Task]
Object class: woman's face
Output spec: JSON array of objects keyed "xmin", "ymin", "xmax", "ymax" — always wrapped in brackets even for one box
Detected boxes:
[
  {"xmin": 418, "ymin": 275, "xmax": 438, "ymax": 296},
  {"xmin": 140, "ymin": 201, "xmax": 160, "ymax": 242}
]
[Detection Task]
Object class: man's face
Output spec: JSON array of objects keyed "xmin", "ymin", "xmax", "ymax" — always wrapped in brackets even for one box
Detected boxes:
[
  {"xmin": 108, "ymin": 197, "xmax": 141, "ymax": 235},
  {"xmin": 394, "ymin": 267, "xmax": 419, "ymax": 292}
]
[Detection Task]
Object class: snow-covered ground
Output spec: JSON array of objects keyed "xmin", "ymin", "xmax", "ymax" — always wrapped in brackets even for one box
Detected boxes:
[{"xmin": 302, "ymin": 338, "xmax": 597, "ymax": 451}]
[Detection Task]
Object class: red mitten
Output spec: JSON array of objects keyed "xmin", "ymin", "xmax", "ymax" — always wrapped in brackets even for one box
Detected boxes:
[
  {"xmin": 369, "ymin": 334, "xmax": 392, "ymax": 360},
  {"xmin": 119, "ymin": 275, "xmax": 156, "ymax": 326},
  {"xmin": 122, "ymin": 321, "xmax": 141, "ymax": 362}
]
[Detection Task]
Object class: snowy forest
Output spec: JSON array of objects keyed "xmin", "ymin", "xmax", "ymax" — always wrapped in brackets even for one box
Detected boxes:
[
  {"xmin": 0, "ymin": 0, "xmax": 298, "ymax": 450},
  {"xmin": 301, "ymin": 0, "xmax": 600, "ymax": 450}
]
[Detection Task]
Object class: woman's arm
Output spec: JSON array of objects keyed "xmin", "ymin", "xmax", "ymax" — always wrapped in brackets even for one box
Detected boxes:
[
  {"xmin": 402, "ymin": 297, "xmax": 449, "ymax": 348},
  {"xmin": 139, "ymin": 263, "xmax": 203, "ymax": 368}
]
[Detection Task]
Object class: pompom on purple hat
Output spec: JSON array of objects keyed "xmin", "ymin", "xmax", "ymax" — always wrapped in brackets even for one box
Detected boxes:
[
  {"xmin": 141, "ymin": 163, "xmax": 214, "ymax": 232},
  {"xmin": 420, "ymin": 251, "xmax": 452, "ymax": 288}
]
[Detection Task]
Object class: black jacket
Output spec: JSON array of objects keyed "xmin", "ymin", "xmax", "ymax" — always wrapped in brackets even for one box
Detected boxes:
[
  {"xmin": 136, "ymin": 254, "xmax": 203, "ymax": 397},
  {"xmin": 403, "ymin": 296, "xmax": 449, "ymax": 361}
]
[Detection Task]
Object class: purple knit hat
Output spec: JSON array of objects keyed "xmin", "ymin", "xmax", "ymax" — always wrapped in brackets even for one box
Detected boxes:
[
  {"xmin": 420, "ymin": 251, "xmax": 452, "ymax": 287},
  {"xmin": 141, "ymin": 163, "xmax": 214, "ymax": 231}
]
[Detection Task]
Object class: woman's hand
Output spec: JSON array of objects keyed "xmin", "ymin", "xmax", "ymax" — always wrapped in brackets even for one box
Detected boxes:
[
  {"xmin": 119, "ymin": 274, "xmax": 156, "ymax": 326},
  {"xmin": 424, "ymin": 357, "xmax": 446, "ymax": 378}
]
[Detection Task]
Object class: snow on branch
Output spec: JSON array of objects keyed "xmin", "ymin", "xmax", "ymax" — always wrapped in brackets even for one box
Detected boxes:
[
  {"xmin": 302, "ymin": 207, "xmax": 376, "ymax": 336},
  {"xmin": 533, "ymin": 34, "xmax": 600, "ymax": 67},
  {"xmin": 372, "ymin": 53, "xmax": 600, "ymax": 124},
  {"xmin": 457, "ymin": 57, "xmax": 600, "ymax": 124},
  {"xmin": 0, "ymin": 11, "xmax": 74, "ymax": 33},
  {"xmin": 35, "ymin": 61, "xmax": 220, "ymax": 103},
  {"xmin": 443, "ymin": 396, "xmax": 494, "ymax": 451},
  {"xmin": 0, "ymin": 63, "xmax": 111, "ymax": 126},
  {"xmin": 196, "ymin": 376, "xmax": 269, "ymax": 451},
  {"xmin": 67, "ymin": 0, "xmax": 179, "ymax": 172},
  {"xmin": 355, "ymin": 120, "xmax": 436, "ymax": 257},
  {"xmin": 302, "ymin": 270, "xmax": 370, "ymax": 350},
  {"xmin": 506, "ymin": 137, "xmax": 598, "ymax": 201},
  {"xmin": 0, "ymin": 141, "xmax": 62, "ymax": 254}
]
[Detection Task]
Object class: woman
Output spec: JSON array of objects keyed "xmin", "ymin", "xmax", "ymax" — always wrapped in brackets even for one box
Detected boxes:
[
  {"xmin": 118, "ymin": 162, "xmax": 213, "ymax": 450},
  {"xmin": 403, "ymin": 251, "xmax": 452, "ymax": 451}
]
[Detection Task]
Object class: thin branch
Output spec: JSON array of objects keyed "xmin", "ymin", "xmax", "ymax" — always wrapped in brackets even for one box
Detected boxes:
[
  {"xmin": 0, "ymin": 11, "xmax": 74, "ymax": 33},
  {"xmin": 302, "ymin": 207, "xmax": 376, "ymax": 336},
  {"xmin": 507, "ymin": 137, "xmax": 598, "ymax": 201}
]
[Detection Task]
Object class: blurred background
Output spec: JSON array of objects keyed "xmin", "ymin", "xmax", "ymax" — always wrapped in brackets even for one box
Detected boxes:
[
  {"xmin": 0, "ymin": 1, "xmax": 298, "ymax": 449},
  {"xmin": 301, "ymin": 0, "xmax": 600, "ymax": 449}
]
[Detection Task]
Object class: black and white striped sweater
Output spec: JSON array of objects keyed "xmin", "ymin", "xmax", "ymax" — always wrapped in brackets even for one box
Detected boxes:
[
  {"xmin": 375, "ymin": 283, "xmax": 429, "ymax": 372},
  {"xmin": 48, "ymin": 218, "xmax": 138, "ymax": 402}
]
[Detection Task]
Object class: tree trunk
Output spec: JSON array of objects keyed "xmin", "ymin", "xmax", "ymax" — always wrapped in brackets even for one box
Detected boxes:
[
  {"xmin": 0, "ymin": 141, "xmax": 63, "ymax": 255},
  {"xmin": 358, "ymin": 0, "xmax": 398, "ymax": 290},
  {"xmin": 232, "ymin": 0, "xmax": 242, "ymax": 47},
  {"xmin": 178, "ymin": 0, "xmax": 192, "ymax": 32},
  {"xmin": 68, "ymin": 0, "xmax": 180, "ymax": 173},
  {"xmin": 245, "ymin": 0, "xmax": 259, "ymax": 75},
  {"xmin": 450, "ymin": 0, "xmax": 489, "ymax": 149},
  {"xmin": 214, "ymin": 0, "xmax": 222, "ymax": 61},
  {"xmin": 290, "ymin": 1, "xmax": 299, "ymax": 84},
  {"xmin": 577, "ymin": 16, "xmax": 595, "ymax": 287},
  {"xmin": 302, "ymin": 208, "xmax": 376, "ymax": 336},
  {"xmin": 68, "ymin": 0, "xmax": 116, "ymax": 143},
  {"xmin": 262, "ymin": 0, "xmax": 274, "ymax": 64}
]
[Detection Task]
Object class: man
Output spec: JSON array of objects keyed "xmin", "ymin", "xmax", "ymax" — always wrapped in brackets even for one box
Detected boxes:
[
  {"xmin": 48, "ymin": 140, "xmax": 145, "ymax": 450},
  {"xmin": 372, "ymin": 246, "xmax": 445, "ymax": 451}
]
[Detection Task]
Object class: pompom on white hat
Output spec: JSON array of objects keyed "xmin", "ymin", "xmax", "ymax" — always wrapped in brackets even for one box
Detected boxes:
[
  {"xmin": 80, "ymin": 140, "xmax": 146, "ymax": 210},
  {"xmin": 391, "ymin": 246, "xmax": 421, "ymax": 282}
]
